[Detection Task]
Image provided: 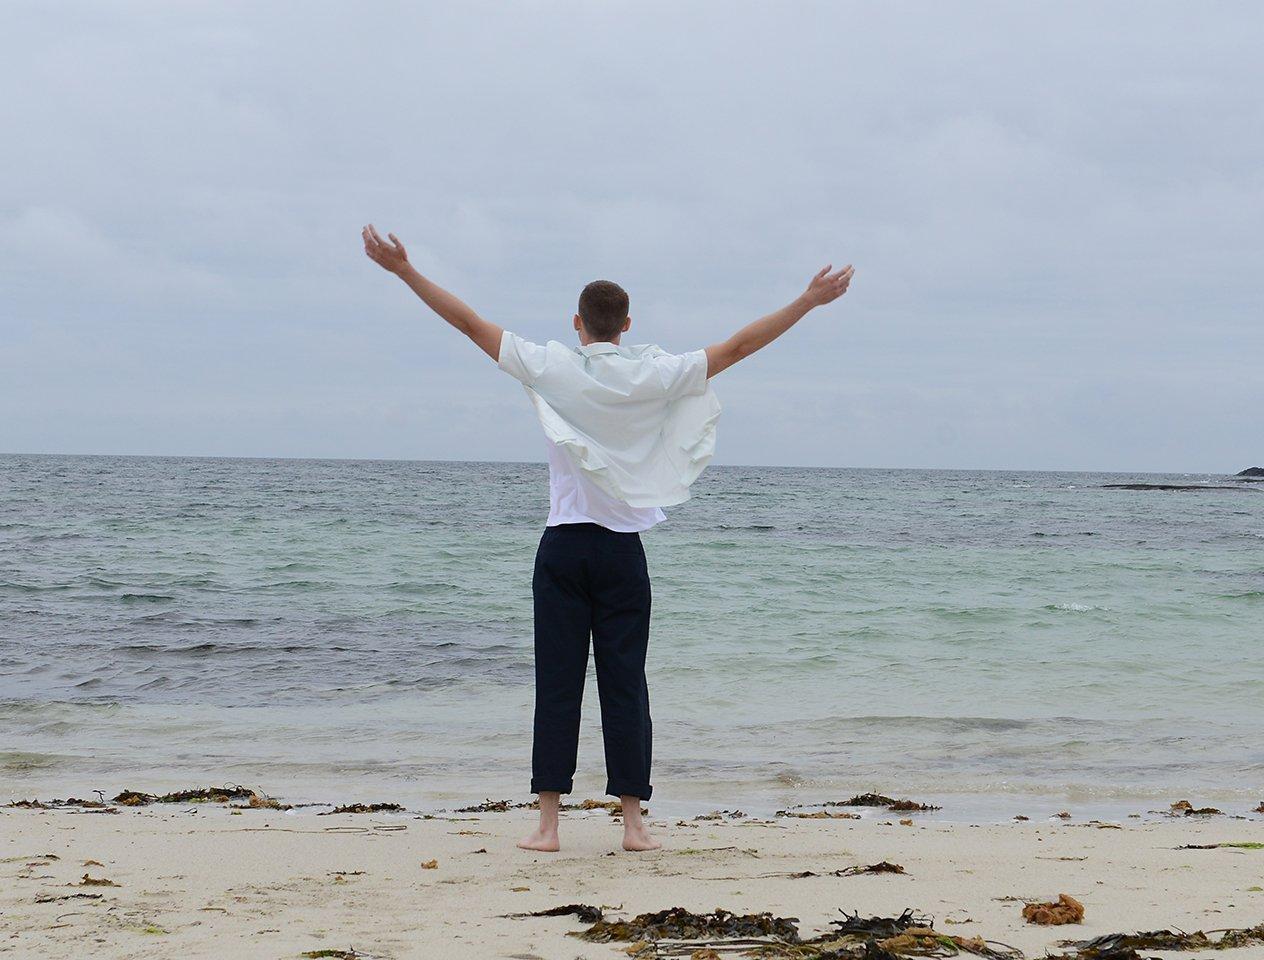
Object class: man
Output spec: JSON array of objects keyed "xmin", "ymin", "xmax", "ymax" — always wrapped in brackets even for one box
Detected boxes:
[{"xmin": 362, "ymin": 225, "xmax": 854, "ymax": 852}]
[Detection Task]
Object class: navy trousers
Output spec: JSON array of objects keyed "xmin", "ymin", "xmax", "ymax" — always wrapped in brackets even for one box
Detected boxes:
[{"xmin": 530, "ymin": 522, "xmax": 653, "ymax": 801}]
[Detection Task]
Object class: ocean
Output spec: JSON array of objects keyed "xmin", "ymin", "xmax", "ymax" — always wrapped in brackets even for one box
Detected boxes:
[{"xmin": 2, "ymin": 454, "xmax": 1261, "ymax": 820}]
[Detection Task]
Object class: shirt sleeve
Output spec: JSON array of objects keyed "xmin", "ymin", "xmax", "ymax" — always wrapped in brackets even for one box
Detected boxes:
[
  {"xmin": 497, "ymin": 330, "xmax": 550, "ymax": 386},
  {"xmin": 653, "ymin": 349, "xmax": 709, "ymax": 399}
]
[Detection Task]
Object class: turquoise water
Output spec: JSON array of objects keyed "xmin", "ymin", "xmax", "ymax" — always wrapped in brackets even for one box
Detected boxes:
[{"xmin": 2, "ymin": 454, "xmax": 1261, "ymax": 818}]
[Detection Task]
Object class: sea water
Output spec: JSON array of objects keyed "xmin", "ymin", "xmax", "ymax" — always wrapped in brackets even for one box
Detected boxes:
[{"xmin": 2, "ymin": 454, "xmax": 1261, "ymax": 820}]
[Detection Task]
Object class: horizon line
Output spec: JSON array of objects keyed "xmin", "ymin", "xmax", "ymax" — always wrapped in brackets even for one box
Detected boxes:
[{"xmin": 1, "ymin": 450, "xmax": 1255, "ymax": 477}]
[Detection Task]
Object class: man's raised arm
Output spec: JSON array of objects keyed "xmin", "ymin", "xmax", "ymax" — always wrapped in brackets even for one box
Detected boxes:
[
  {"xmin": 703, "ymin": 264, "xmax": 854, "ymax": 378},
  {"xmin": 362, "ymin": 224, "xmax": 503, "ymax": 361}
]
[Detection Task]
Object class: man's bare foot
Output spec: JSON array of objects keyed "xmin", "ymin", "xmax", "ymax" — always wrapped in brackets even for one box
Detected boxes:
[
  {"xmin": 518, "ymin": 791, "xmax": 562, "ymax": 851},
  {"xmin": 517, "ymin": 826, "xmax": 560, "ymax": 852},
  {"xmin": 621, "ymin": 822, "xmax": 661, "ymax": 851}
]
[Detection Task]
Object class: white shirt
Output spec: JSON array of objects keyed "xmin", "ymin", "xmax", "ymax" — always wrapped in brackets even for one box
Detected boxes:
[
  {"xmin": 498, "ymin": 331, "xmax": 721, "ymax": 530},
  {"xmin": 545, "ymin": 438, "xmax": 665, "ymax": 531}
]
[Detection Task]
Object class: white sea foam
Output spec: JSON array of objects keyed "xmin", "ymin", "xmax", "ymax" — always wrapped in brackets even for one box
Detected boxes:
[{"xmin": 1046, "ymin": 601, "xmax": 1108, "ymax": 613}]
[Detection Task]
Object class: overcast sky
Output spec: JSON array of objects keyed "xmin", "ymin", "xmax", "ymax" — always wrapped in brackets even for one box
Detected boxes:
[{"xmin": 3, "ymin": 1, "xmax": 1260, "ymax": 471}]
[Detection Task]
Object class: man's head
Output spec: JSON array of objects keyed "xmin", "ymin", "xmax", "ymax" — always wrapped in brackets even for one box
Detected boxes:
[{"xmin": 575, "ymin": 280, "xmax": 630, "ymax": 343}]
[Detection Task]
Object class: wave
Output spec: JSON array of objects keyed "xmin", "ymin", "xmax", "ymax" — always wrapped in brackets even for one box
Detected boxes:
[
  {"xmin": 0, "ymin": 582, "xmax": 74, "ymax": 593},
  {"xmin": 1044, "ymin": 602, "xmax": 1109, "ymax": 613}
]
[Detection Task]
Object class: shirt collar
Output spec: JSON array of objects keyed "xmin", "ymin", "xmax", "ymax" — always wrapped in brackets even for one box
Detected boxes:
[{"xmin": 576, "ymin": 341, "xmax": 622, "ymax": 357}]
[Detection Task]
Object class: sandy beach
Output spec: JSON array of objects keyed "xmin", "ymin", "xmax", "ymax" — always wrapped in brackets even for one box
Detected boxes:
[{"xmin": 4, "ymin": 798, "xmax": 1263, "ymax": 960}]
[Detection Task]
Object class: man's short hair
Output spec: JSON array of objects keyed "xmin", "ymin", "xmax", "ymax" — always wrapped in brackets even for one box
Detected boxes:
[{"xmin": 578, "ymin": 280, "xmax": 629, "ymax": 340}]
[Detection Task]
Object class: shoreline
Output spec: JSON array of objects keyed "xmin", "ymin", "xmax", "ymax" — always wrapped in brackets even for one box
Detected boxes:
[
  {"xmin": 6, "ymin": 776, "xmax": 1264, "ymax": 828},
  {"xmin": 4, "ymin": 800, "xmax": 1264, "ymax": 959}
]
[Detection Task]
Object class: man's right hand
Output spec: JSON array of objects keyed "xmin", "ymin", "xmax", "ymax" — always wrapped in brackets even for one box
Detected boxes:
[
  {"xmin": 704, "ymin": 262, "xmax": 856, "ymax": 378},
  {"xmin": 362, "ymin": 224, "xmax": 411, "ymax": 275},
  {"xmin": 802, "ymin": 264, "xmax": 855, "ymax": 308}
]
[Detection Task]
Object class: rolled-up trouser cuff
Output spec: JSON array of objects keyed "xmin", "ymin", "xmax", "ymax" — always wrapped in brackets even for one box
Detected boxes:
[
  {"xmin": 607, "ymin": 780, "xmax": 652, "ymax": 802},
  {"xmin": 531, "ymin": 779, "xmax": 573, "ymax": 796}
]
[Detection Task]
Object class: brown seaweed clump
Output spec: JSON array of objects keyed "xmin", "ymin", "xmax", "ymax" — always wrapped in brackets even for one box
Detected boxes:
[
  {"xmin": 1054, "ymin": 924, "xmax": 1264, "ymax": 959},
  {"xmin": 798, "ymin": 909, "xmax": 1021, "ymax": 960},
  {"xmin": 508, "ymin": 903, "xmax": 605, "ymax": 923},
  {"xmin": 843, "ymin": 793, "xmax": 941, "ymax": 812},
  {"xmin": 318, "ymin": 803, "xmax": 404, "ymax": 815},
  {"xmin": 532, "ymin": 904, "xmax": 1264, "ymax": 960},
  {"xmin": 788, "ymin": 793, "xmax": 942, "ymax": 813},
  {"xmin": 73, "ymin": 874, "xmax": 118, "ymax": 887},
  {"xmin": 113, "ymin": 786, "xmax": 262, "ymax": 805},
  {"xmin": 5, "ymin": 797, "xmax": 114, "ymax": 811},
  {"xmin": 1022, "ymin": 894, "xmax": 1084, "ymax": 925},
  {"xmin": 1169, "ymin": 800, "xmax": 1223, "ymax": 816},
  {"xmin": 452, "ymin": 798, "xmax": 535, "ymax": 813},
  {"xmin": 576, "ymin": 906, "xmax": 801, "ymax": 944},
  {"xmin": 777, "ymin": 810, "xmax": 861, "ymax": 820},
  {"xmin": 534, "ymin": 904, "xmax": 1025, "ymax": 959},
  {"xmin": 842, "ymin": 861, "xmax": 906, "ymax": 876}
]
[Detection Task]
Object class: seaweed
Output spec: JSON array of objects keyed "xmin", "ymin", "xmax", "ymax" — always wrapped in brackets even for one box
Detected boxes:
[
  {"xmin": 507, "ymin": 903, "xmax": 605, "ymax": 923},
  {"xmin": 1021, "ymin": 894, "xmax": 1083, "ymax": 925},
  {"xmin": 841, "ymin": 862, "xmax": 906, "ymax": 877},
  {"xmin": 786, "ymin": 794, "xmax": 942, "ymax": 814},
  {"xmin": 1053, "ymin": 924, "xmax": 1264, "ymax": 958},
  {"xmin": 778, "ymin": 810, "xmax": 861, "ymax": 820},
  {"xmin": 764, "ymin": 862, "xmax": 907, "ymax": 879},
  {"xmin": 529, "ymin": 903, "xmax": 1263, "ymax": 960},
  {"xmin": 795, "ymin": 909, "xmax": 1021, "ymax": 960},
  {"xmin": 535, "ymin": 905, "xmax": 1024, "ymax": 960},
  {"xmin": 112, "ymin": 785, "xmax": 260, "ymax": 805},
  {"xmin": 318, "ymin": 803, "xmax": 404, "ymax": 815},
  {"xmin": 8, "ymin": 785, "xmax": 289, "ymax": 812},
  {"xmin": 241, "ymin": 793, "xmax": 289, "ymax": 809},
  {"xmin": 6, "ymin": 796, "xmax": 113, "ymax": 810},
  {"xmin": 575, "ymin": 798, "xmax": 623, "ymax": 812},
  {"xmin": 452, "ymin": 799, "xmax": 534, "ymax": 813},
  {"xmin": 449, "ymin": 796, "xmax": 644, "ymax": 814},
  {"xmin": 887, "ymin": 799, "xmax": 940, "ymax": 812},
  {"xmin": 830, "ymin": 909, "xmax": 930, "ymax": 939},
  {"xmin": 73, "ymin": 873, "xmax": 118, "ymax": 887},
  {"xmin": 1176, "ymin": 841, "xmax": 1264, "ymax": 850},
  {"xmin": 577, "ymin": 907, "xmax": 801, "ymax": 944},
  {"xmin": 1169, "ymin": 800, "xmax": 1223, "ymax": 816},
  {"xmin": 840, "ymin": 794, "xmax": 901, "ymax": 807}
]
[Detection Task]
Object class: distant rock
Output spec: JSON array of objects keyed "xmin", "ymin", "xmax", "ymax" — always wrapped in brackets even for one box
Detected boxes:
[{"xmin": 1236, "ymin": 466, "xmax": 1264, "ymax": 477}]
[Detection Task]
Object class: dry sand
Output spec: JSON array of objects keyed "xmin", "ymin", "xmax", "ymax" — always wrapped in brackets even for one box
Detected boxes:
[{"xmin": 3, "ymin": 802, "xmax": 1263, "ymax": 959}]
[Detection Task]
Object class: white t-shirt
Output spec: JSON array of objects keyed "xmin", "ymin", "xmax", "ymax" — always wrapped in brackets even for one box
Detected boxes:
[{"xmin": 498, "ymin": 331, "xmax": 721, "ymax": 529}]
